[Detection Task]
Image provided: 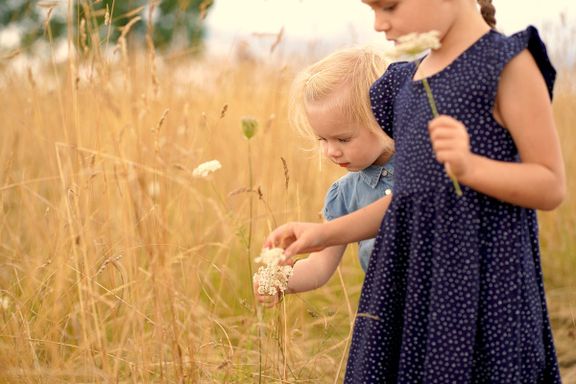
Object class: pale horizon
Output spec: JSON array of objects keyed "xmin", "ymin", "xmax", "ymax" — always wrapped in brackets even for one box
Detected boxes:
[{"xmin": 205, "ymin": 0, "xmax": 576, "ymax": 64}]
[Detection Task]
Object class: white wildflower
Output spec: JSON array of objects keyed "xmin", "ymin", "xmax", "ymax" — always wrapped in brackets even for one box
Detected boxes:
[
  {"xmin": 253, "ymin": 264, "xmax": 293, "ymax": 296},
  {"xmin": 253, "ymin": 247, "xmax": 293, "ymax": 296},
  {"xmin": 192, "ymin": 160, "xmax": 222, "ymax": 178},
  {"xmin": 385, "ymin": 30, "xmax": 441, "ymax": 59},
  {"xmin": 254, "ymin": 247, "xmax": 286, "ymax": 267}
]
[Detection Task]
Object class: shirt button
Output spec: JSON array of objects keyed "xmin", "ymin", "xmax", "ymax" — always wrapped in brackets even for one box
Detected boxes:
[
  {"xmin": 385, "ymin": 189, "xmax": 392, "ymax": 195},
  {"xmin": 382, "ymin": 169, "xmax": 388, "ymax": 176}
]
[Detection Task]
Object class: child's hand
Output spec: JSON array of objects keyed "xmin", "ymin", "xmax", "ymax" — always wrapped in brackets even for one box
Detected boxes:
[
  {"xmin": 428, "ymin": 115, "xmax": 471, "ymax": 179},
  {"xmin": 264, "ymin": 222, "xmax": 327, "ymax": 260}
]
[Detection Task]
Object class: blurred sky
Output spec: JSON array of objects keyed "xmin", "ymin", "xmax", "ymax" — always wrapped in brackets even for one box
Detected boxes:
[{"xmin": 205, "ymin": 0, "xmax": 576, "ymax": 61}]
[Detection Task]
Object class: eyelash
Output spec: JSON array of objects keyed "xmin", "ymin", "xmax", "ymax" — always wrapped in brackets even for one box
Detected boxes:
[
  {"xmin": 317, "ymin": 137, "xmax": 351, "ymax": 143},
  {"xmin": 381, "ymin": 3, "xmax": 397, "ymax": 11}
]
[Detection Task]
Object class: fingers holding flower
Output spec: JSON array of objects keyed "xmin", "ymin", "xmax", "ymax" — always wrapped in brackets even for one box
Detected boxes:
[
  {"xmin": 263, "ymin": 222, "xmax": 327, "ymax": 259},
  {"xmin": 428, "ymin": 115, "xmax": 472, "ymax": 180}
]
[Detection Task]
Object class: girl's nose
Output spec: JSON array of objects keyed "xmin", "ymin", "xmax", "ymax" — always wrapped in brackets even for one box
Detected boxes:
[
  {"xmin": 325, "ymin": 142, "xmax": 342, "ymax": 158},
  {"xmin": 373, "ymin": 11, "xmax": 391, "ymax": 33}
]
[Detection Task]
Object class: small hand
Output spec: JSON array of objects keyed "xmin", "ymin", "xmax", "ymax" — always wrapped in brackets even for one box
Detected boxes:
[
  {"xmin": 428, "ymin": 115, "xmax": 472, "ymax": 179},
  {"xmin": 263, "ymin": 222, "xmax": 327, "ymax": 260}
]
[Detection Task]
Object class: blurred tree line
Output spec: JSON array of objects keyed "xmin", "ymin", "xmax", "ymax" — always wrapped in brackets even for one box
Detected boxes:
[{"xmin": 0, "ymin": 0, "xmax": 214, "ymax": 52}]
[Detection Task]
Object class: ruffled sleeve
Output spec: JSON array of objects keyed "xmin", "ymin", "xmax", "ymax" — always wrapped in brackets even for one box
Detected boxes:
[
  {"xmin": 322, "ymin": 179, "xmax": 348, "ymax": 221},
  {"xmin": 492, "ymin": 26, "xmax": 556, "ymax": 100},
  {"xmin": 370, "ymin": 61, "xmax": 414, "ymax": 138}
]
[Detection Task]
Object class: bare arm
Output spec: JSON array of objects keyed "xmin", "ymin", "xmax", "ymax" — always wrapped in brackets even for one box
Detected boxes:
[
  {"xmin": 429, "ymin": 50, "xmax": 566, "ymax": 210},
  {"xmin": 286, "ymin": 245, "xmax": 347, "ymax": 293},
  {"xmin": 264, "ymin": 193, "xmax": 392, "ymax": 258}
]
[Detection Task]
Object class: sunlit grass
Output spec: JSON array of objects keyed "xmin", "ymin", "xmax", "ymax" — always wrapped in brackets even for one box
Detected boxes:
[{"xmin": 0, "ymin": 24, "xmax": 575, "ymax": 384}]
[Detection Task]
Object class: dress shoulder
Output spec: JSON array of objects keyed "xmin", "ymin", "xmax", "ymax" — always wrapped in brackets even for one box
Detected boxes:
[
  {"xmin": 489, "ymin": 26, "xmax": 556, "ymax": 100},
  {"xmin": 370, "ymin": 61, "xmax": 414, "ymax": 138}
]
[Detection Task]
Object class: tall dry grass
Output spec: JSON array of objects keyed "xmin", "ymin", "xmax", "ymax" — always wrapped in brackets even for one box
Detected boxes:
[{"xmin": 0, "ymin": 14, "xmax": 575, "ymax": 384}]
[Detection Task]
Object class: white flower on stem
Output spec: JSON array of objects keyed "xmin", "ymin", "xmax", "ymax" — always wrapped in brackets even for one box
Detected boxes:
[
  {"xmin": 253, "ymin": 247, "xmax": 293, "ymax": 296},
  {"xmin": 254, "ymin": 247, "xmax": 287, "ymax": 267},
  {"xmin": 192, "ymin": 160, "xmax": 222, "ymax": 178},
  {"xmin": 253, "ymin": 265, "xmax": 294, "ymax": 296},
  {"xmin": 385, "ymin": 30, "xmax": 441, "ymax": 59}
]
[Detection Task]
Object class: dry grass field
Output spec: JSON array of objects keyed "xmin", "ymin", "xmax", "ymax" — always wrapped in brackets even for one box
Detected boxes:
[{"xmin": 0, "ymin": 24, "xmax": 575, "ymax": 383}]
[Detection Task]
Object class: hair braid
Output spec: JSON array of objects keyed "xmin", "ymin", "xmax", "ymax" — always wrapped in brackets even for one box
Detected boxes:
[{"xmin": 477, "ymin": 0, "xmax": 496, "ymax": 28}]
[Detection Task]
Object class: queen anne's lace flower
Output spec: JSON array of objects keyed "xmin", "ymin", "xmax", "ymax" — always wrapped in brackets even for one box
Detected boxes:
[
  {"xmin": 385, "ymin": 30, "xmax": 441, "ymax": 59},
  {"xmin": 253, "ymin": 247, "xmax": 293, "ymax": 296},
  {"xmin": 254, "ymin": 247, "xmax": 286, "ymax": 266},
  {"xmin": 192, "ymin": 160, "xmax": 222, "ymax": 178},
  {"xmin": 253, "ymin": 264, "xmax": 293, "ymax": 296}
]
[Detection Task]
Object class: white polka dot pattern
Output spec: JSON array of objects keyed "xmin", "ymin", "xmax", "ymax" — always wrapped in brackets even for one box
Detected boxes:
[{"xmin": 344, "ymin": 26, "xmax": 561, "ymax": 383}]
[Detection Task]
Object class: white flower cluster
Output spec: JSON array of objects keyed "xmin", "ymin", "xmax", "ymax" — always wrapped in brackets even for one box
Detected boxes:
[
  {"xmin": 254, "ymin": 247, "xmax": 286, "ymax": 266},
  {"xmin": 385, "ymin": 30, "xmax": 441, "ymax": 59},
  {"xmin": 253, "ymin": 247, "xmax": 293, "ymax": 296},
  {"xmin": 192, "ymin": 160, "xmax": 222, "ymax": 178}
]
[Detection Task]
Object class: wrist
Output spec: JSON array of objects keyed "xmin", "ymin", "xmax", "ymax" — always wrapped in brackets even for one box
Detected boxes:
[{"xmin": 458, "ymin": 153, "xmax": 482, "ymax": 185}]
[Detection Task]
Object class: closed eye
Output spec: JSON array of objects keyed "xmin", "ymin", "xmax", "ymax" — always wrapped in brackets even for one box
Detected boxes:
[{"xmin": 380, "ymin": 1, "xmax": 398, "ymax": 11}]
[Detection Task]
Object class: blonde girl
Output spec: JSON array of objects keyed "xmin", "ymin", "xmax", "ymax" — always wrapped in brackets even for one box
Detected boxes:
[{"xmin": 256, "ymin": 46, "xmax": 394, "ymax": 305}]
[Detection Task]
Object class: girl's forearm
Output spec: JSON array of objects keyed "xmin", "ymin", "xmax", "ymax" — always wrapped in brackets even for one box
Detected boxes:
[
  {"xmin": 286, "ymin": 245, "xmax": 346, "ymax": 293},
  {"xmin": 461, "ymin": 153, "xmax": 565, "ymax": 210},
  {"xmin": 324, "ymin": 195, "xmax": 391, "ymax": 246}
]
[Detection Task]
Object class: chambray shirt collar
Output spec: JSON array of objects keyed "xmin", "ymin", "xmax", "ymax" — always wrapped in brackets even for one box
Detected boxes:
[{"xmin": 360, "ymin": 156, "xmax": 395, "ymax": 189}]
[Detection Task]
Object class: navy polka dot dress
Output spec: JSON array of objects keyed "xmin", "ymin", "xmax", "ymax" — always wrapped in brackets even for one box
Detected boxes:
[{"xmin": 344, "ymin": 26, "xmax": 562, "ymax": 383}]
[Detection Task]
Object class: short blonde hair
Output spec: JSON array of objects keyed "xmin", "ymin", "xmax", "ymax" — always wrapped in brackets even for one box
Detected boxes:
[{"xmin": 289, "ymin": 46, "xmax": 393, "ymax": 156}]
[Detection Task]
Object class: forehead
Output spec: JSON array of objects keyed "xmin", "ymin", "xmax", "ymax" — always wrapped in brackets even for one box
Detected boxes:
[{"xmin": 307, "ymin": 104, "xmax": 355, "ymax": 135}]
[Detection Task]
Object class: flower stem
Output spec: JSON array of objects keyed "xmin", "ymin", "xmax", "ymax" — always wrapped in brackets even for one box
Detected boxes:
[
  {"xmin": 422, "ymin": 78, "xmax": 463, "ymax": 197},
  {"xmin": 247, "ymin": 141, "xmax": 263, "ymax": 383},
  {"xmin": 422, "ymin": 78, "xmax": 438, "ymax": 117}
]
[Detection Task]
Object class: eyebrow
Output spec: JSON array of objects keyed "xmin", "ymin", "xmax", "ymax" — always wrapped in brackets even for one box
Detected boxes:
[{"xmin": 319, "ymin": 130, "xmax": 354, "ymax": 139}]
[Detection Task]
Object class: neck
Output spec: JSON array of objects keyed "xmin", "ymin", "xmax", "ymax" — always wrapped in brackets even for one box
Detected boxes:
[
  {"xmin": 439, "ymin": 11, "xmax": 491, "ymax": 58},
  {"xmin": 417, "ymin": 6, "xmax": 491, "ymax": 79}
]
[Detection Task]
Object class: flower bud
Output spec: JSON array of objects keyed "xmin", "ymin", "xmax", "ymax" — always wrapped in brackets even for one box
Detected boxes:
[{"xmin": 241, "ymin": 116, "xmax": 258, "ymax": 139}]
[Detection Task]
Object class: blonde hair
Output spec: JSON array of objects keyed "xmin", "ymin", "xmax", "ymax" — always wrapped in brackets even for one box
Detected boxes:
[{"xmin": 289, "ymin": 46, "xmax": 394, "ymax": 156}]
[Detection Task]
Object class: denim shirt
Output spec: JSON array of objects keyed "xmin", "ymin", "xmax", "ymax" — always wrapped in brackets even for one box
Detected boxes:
[{"xmin": 322, "ymin": 157, "xmax": 395, "ymax": 272}]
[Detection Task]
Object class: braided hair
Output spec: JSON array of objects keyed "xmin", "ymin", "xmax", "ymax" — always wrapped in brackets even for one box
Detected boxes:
[{"xmin": 477, "ymin": 0, "xmax": 496, "ymax": 28}]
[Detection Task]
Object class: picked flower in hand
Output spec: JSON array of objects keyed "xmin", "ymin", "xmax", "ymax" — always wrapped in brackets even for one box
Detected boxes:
[
  {"xmin": 254, "ymin": 247, "xmax": 287, "ymax": 266},
  {"xmin": 253, "ymin": 247, "xmax": 293, "ymax": 296},
  {"xmin": 384, "ymin": 30, "xmax": 462, "ymax": 196}
]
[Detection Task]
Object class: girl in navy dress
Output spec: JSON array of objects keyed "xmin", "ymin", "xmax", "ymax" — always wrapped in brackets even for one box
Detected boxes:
[{"xmin": 265, "ymin": 0, "xmax": 566, "ymax": 382}]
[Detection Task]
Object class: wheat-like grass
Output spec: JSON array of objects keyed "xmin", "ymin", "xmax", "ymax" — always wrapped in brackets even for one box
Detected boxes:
[{"xmin": 0, "ymin": 4, "xmax": 574, "ymax": 382}]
